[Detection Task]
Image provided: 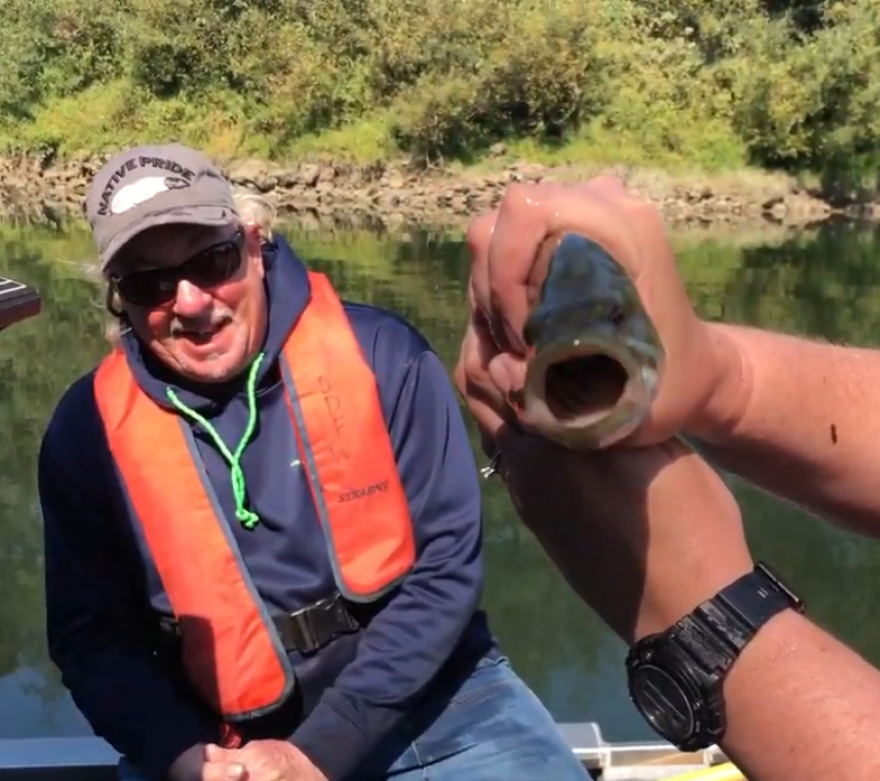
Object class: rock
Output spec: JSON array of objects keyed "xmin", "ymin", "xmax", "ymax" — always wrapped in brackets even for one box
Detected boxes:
[
  {"xmin": 387, "ymin": 171, "xmax": 406, "ymax": 189},
  {"xmin": 274, "ymin": 168, "xmax": 299, "ymax": 188},
  {"xmin": 228, "ymin": 159, "xmax": 273, "ymax": 187},
  {"xmin": 299, "ymin": 164, "xmax": 321, "ymax": 188}
]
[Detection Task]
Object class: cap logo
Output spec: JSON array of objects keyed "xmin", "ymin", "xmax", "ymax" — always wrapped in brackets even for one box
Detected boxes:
[
  {"xmin": 109, "ymin": 175, "xmax": 192, "ymax": 215},
  {"xmin": 94, "ymin": 156, "xmax": 197, "ymax": 217}
]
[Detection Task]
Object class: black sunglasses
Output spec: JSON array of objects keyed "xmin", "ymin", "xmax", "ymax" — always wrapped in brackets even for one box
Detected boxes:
[{"xmin": 111, "ymin": 231, "xmax": 246, "ymax": 308}]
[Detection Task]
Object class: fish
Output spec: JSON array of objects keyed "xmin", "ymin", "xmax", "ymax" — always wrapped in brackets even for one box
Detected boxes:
[{"xmin": 512, "ymin": 231, "xmax": 664, "ymax": 451}]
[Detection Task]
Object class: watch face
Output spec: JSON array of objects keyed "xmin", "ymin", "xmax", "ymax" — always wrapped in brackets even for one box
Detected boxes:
[{"xmin": 630, "ymin": 663, "xmax": 695, "ymax": 742}]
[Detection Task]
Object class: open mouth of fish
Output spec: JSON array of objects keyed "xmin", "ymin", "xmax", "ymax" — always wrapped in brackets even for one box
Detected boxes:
[
  {"xmin": 520, "ymin": 337, "xmax": 656, "ymax": 448},
  {"xmin": 531, "ymin": 346, "xmax": 631, "ymax": 417},
  {"xmin": 544, "ymin": 352, "xmax": 629, "ymax": 420}
]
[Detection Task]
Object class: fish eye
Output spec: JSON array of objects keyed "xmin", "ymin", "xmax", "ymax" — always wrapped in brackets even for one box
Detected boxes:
[{"xmin": 609, "ymin": 305, "xmax": 626, "ymax": 326}]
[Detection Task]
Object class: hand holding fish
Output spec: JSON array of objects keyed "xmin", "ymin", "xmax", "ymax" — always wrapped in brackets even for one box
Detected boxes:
[
  {"xmin": 457, "ymin": 176, "xmax": 735, "ymax": 450},
  {"xmin": 202, "ymin": 741, "xmax": 327, "ymax": 781},
  {"xmin": 454, "ymin": 177, "xmax": 754, "ymax": 640}
]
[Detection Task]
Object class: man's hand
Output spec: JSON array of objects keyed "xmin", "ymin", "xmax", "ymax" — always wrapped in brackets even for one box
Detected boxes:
[
  {"xmin": 204, "ymin": 741, "xmax": 327, "ymax": 781},
  {"xmin": 167, "ymin": 743, "xmax": 245, "ymax": 781},
  {"xmin": 456, "ymin": 176, "xmax": 740, "ymax": 447},
  {"xmin": 454, "ymin": 180, "xmax": 756, "ymax": 640},
  {"xmin": 458, "ymin": 313, "xmax": 754, "ymax": 641}
]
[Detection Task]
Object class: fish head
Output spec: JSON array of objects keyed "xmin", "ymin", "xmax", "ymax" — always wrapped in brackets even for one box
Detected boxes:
[{"xmin": 516, "ymin": 232, "xmax": 664, "ymax": 450}]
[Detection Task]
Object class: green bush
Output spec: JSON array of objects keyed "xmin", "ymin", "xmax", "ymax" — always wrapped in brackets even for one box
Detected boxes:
[{"xmin": 0, "ymin": 0, "xmax": 877, "ymax": 177}]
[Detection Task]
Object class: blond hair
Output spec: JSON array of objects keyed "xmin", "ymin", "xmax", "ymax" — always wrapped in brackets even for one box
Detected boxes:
[{"xmin": 102, "ymin": 189, "xmax": 279, "ymax": 346}]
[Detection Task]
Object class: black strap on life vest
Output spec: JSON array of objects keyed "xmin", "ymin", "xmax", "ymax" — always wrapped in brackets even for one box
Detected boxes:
[{"xmin": 157, "ymin": 593, "xmax": 376, "ymax": 655}]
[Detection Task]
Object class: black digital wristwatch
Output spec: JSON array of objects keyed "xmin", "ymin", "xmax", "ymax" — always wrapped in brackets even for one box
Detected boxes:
[{"xmin": 625, "ymin": 562, "xmax": 805, "ymax": 751}]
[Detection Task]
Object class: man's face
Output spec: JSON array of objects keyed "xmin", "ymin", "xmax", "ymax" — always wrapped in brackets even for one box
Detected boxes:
[{"xmin": 110, "ymin": 222, "xmax": 268, "ymax": 383}]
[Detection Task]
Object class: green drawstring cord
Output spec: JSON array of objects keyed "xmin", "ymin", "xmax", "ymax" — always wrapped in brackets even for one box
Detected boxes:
[{"xmin": 166, "ymin": 352, "xmax": 266, "ymax": 530}]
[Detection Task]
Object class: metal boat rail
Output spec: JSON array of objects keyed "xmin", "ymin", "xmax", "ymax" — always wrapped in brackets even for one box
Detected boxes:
[{"xmin": 0, "ymin": 724, "xmax": 730, "ymax": 781}]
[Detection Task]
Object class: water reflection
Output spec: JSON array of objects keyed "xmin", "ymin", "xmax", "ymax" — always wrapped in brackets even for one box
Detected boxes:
[{"xmin": 0, "ymin": 217, "xmax": 879, "ymax": 743}]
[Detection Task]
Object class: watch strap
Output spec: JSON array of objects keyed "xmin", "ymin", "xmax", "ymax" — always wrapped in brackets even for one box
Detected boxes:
[
  {"xmin": 672, "ymin": 562, "xmax": 805, "ymax": 674},
  {"xmin": 625, "ymin": 562, "xmax": 804, "ymax": 751}
]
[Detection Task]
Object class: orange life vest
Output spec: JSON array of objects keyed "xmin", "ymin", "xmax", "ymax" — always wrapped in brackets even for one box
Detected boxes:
[{"xmin": 92, "ymin": 271, "xmax": 417, "ymax": 724}]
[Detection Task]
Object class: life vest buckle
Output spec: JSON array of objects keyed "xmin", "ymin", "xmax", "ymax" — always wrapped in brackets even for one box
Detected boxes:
[{"xmin": 279, "ymin": 593, "xmax": 363, "ymax": 655}]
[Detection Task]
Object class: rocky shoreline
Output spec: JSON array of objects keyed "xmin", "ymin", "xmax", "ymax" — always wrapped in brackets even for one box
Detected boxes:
[{"xmin": 2, "ymin": 151, "xmax": 879, "ymax": 229}]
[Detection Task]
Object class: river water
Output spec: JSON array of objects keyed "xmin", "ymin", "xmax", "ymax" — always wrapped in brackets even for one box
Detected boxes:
[{"xmin": 2, "ymin": 215, "xmax": 880, "ymax": 745}]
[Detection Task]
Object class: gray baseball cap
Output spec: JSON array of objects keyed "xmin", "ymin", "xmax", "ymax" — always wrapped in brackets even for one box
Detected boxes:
[{"xmin": 85, "ymin": 143, "xmax": 239, "ymax": 271}]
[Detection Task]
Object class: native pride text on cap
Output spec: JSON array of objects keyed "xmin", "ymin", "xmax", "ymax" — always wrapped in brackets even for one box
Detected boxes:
[{"xmin": 95, "ymin": 156, "xmax": 197, "ymax": 217}]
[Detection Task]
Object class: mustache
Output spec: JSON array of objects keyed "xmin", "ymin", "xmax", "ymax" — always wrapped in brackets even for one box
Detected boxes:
[{"xmin": 169, "ymin": 311, "xmax": 234, "ymax": 337}]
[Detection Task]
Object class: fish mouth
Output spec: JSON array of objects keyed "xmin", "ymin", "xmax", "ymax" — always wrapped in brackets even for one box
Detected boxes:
[
  {"xmin": 543, "ymin": 350, "xmax": 628, "ymax": 422},
  {"xmin": 521, "ymin": 339, "xmax": 655, "ymax": 449}
]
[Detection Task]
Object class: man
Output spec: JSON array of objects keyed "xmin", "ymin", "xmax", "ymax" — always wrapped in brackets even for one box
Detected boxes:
[
  {"xmin": 39, "ymin": 143, "xmax": 590, "ymax": 781},
  {"xmin": 454, "ymin": 177, "xmax": 880, "ymax": 781}
]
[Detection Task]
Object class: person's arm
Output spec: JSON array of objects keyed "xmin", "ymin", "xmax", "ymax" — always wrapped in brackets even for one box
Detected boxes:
[
  {"xmin": 289, "ymin": 313, "xmax": 485, "ymax": 781},
  {"xmin": 690, "ymin": 322, "xmax": 880, "ymax": 536},
  {"xmin": 42, "ymin": 376, "xmax": 221, "ymax": 781},
  {"xmin": 636, "ymin": 510, "xmax": 880, "ymax": 781},
  {"xmin": 495, "ymin": 429, "xmax": 880, "ymax": 781},
  {"xmin": 712, "ymin": 608, "xmax": 880, "ymax": 781}
]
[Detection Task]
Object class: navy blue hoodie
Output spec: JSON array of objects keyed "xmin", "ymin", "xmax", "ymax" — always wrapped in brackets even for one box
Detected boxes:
[{"xmin": 39, "ymin": 236, "xmax": 496, "ymax": 781}]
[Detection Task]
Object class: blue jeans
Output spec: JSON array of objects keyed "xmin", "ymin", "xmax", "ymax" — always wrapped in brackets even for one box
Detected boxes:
[
  {"xmin": 119, "ymin": 655, "xmax": 588, "ymax": 781},
  {"xmin": 361, "ymin": 654, "xmax": 590, "ymax": 780}
]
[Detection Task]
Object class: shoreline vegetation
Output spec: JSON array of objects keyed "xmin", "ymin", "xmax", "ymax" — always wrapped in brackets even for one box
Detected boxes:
[{"xmin": 1, "ymin": 1, "xmax": 879, "ymax": 228}]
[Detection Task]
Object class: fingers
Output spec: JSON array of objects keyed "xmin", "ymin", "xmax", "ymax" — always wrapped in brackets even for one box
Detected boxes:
[
  {"xmin": 205, "ymin": 745, "xmax": 238, "ymax": 762},
  {"xmin": 465, "ymin": 207, "xmax": 508, "ymax": 352},
  {"xmin": 465, "ymin": 207, "xmax": 497, "ymax": 322},
  {"xmin": 453, "ymin": 321, "xmax": 507, "ymax": 442},
  {"xmin": 481, "ymin": 184, "xmax": 545, "ymax": 353},
  {"xmin": 201, "ymin": 760, "xmax": 246, "ymax": 781},
  {"xmin": 203, "ymin": 745, "xmax": 245, "ymax": 781},
  {"xmin": 486, "ymin": 351, "xmax": 527, "ymax": 402}
]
